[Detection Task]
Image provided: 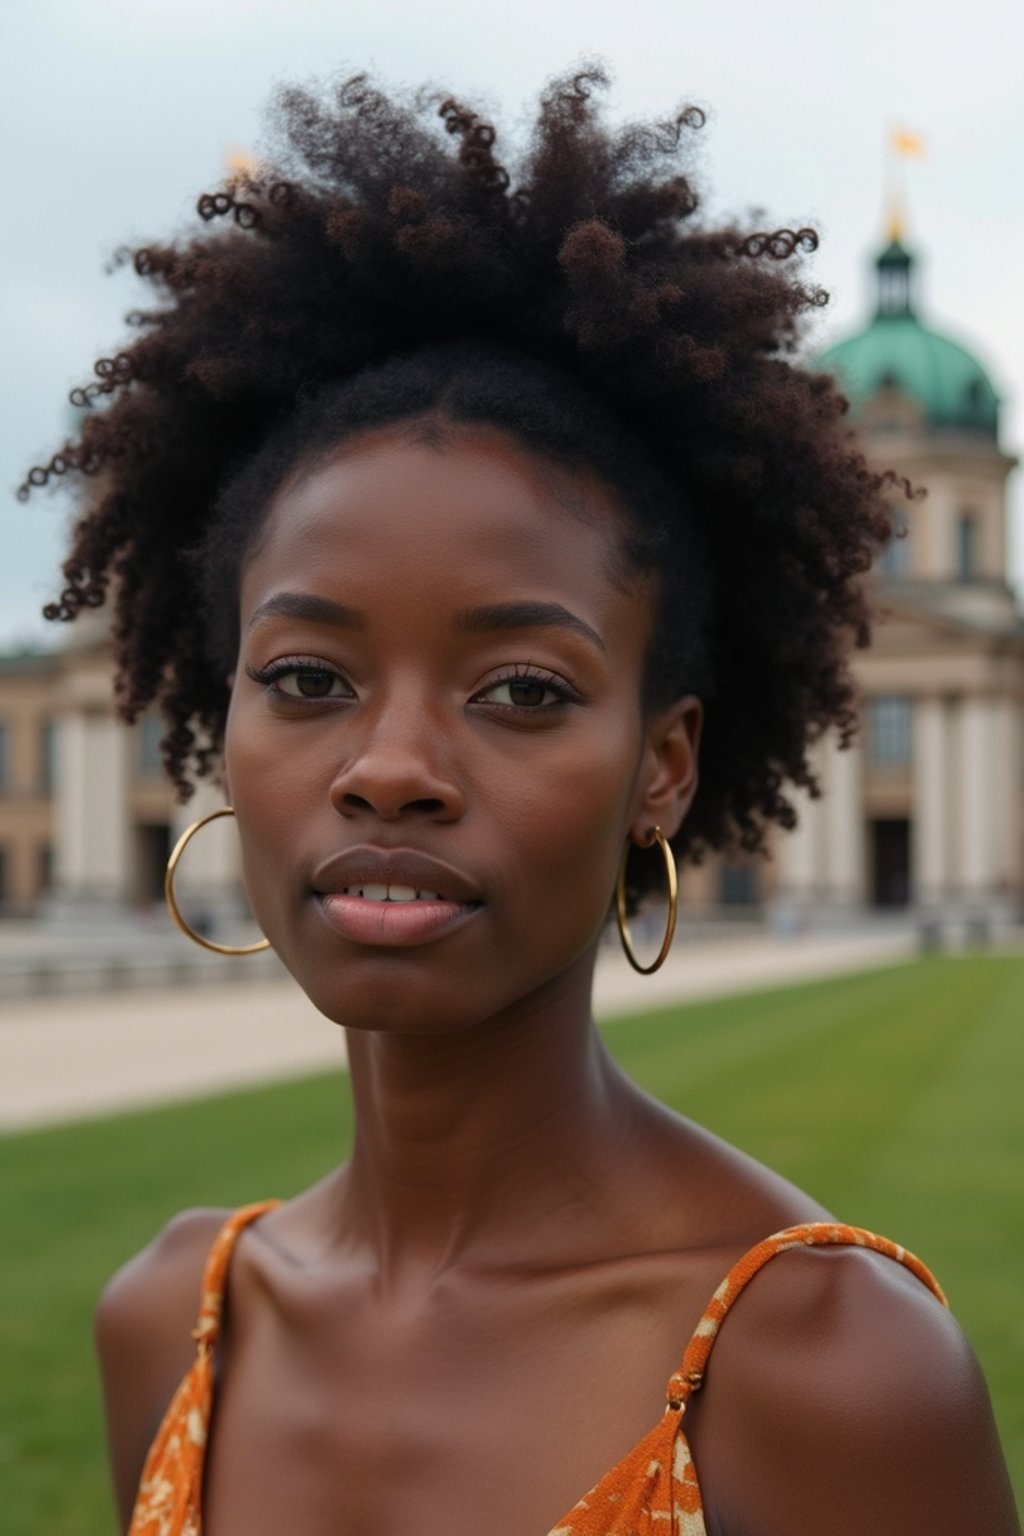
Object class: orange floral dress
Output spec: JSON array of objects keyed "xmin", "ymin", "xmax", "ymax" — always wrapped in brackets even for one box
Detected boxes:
[{"xmin": 127, "ymin": 1204, "xmax": 946, "ymax": 1536}]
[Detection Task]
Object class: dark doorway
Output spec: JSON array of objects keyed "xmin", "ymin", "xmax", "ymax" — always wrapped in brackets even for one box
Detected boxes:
[
  {"xmin": 718, "ymin": 862, "xmax": 760, "ymax": 907},
  {"xmin": 135, "ymin": 823, "xmax": 172, "ymax": 906},
  {"xmin": 870, "ymin": 818, "xmax": 911, "ymax": 907}
]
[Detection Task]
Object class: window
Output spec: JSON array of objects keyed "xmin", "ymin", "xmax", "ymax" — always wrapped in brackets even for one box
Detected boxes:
[
  {"xmin": 879, "ymin": 515, "xmax": 911, "ymax": 577},
  {"xmin": 868, "ymin": 697, "xmax": 912, "ymax": 765},
  {"xmin": 877, "ymin": 262, "xmax": 910, "ymax": 314},
  {"xmin": 719, "ymin": 863, "xmax": 759, "ymax": 906},
  {"xmin": 38, "ymin": 843, "xmax": 53, "ymax": 895},
  {"xmin": 38, "ymin": 720, "xmax": 56, "ymax": 793},
  {"xmin": 956, "ymin": 513, "xmax": 978, "ymax": 581},
  {"xmin": 138, "ymin": 715, "xmax": 164, "ymax": 778}
]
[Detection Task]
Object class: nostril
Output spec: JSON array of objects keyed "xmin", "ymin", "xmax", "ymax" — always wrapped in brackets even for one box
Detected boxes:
[{"xmin": 339, "ymin": 793, "xmax": 447, "ymax": 815}]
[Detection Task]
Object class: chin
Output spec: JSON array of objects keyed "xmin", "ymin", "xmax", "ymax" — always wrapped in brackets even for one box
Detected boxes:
[{"xmin": 284, "ymin": 956, "xmax": 492, "ymax": 1037}]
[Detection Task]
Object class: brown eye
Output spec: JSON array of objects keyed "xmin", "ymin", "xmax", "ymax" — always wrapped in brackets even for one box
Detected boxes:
[
  {"xmin": 479, "ymin": 677, "xmax": 563, "ymax": 708},
  {"xmin": 507, "ymin": 679, "xmax": 549, "ymax": 707},
  {"xmin": 277, "ymin": 668, "xmax": 345, "ymax": 699},
  {"xmin": 297, "ymin": 671, "xmax": 335, "ymax": 697}
]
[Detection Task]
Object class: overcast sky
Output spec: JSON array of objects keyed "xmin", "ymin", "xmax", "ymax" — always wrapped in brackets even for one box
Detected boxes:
[{"xmin": 2, "ymin": 0, "xmax": 1021, "ymax": 648}]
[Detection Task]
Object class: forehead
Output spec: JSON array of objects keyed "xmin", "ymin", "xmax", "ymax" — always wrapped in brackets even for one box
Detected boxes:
[{"xmin": 241, "ymin": 425, "xmax": 641, "ymax": 621}]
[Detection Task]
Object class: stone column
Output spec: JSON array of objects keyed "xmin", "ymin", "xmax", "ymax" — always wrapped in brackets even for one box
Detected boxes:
[
  {"xmin": 992, "ymin": 697, "xmax": 1023, "ymax": 898},
  {"xmin": 913, "ymin": 696, "xmax": 948, "ymax": 907},
  {"xmin": 917, "ymin": 477, "xmax": 954, "ymax": 580},
  {"xmin": 825, "ymin": 737, "xmax": 865, "ymax": 907},
  {"xmin": 774, "ymin": 746, "xmax": 827, "ymax": 910},
  {"xmin": 54, "ymin": 708, "xmax": 131, "ymax": 907},
  {"xmin": 956, "ymin": 697, "xmax": 997, "ymax": 898}
]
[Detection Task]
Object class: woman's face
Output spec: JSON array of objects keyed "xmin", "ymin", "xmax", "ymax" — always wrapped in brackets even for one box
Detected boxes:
[{"xmin": 225, "ymin": 423, "xmax": 699, "ymax": 1031}]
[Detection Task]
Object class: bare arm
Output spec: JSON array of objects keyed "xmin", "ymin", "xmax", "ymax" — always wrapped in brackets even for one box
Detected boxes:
[
  {"xmin": 688, "ymin": 1244, "xmax": 1020, "ymax": 1536},
  {"xmin": 94, "ymin": 1208, "xmax": 228, "ymax": 1531}
]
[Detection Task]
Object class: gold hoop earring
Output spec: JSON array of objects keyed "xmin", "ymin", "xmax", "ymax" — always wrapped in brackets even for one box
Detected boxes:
[
  {"xmin": 615, "ymin": 827, "xmax": 678, "ymax": 975},
  {"xmin": 165, "ymin": 806, "xmax": 271, "ymax": 956}
]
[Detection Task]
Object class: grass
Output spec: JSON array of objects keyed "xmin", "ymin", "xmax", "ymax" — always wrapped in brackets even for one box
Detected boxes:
[{"xmin": 1, "ymin": 953, "xmax": 1021, "ymax": 1531}]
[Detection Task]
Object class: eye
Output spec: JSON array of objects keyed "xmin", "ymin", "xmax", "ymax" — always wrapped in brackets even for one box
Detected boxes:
[
  {"xmin": 472, "ymin": 666, "xmax": 581, "ymax": 712},
  {"xmin": 482, "ymin": 678, "xmax": 562, "ymax": 708},
  {"xmin": 276, "ymin": 668, "xmax": 347, "ymax": 699},
  {"xmin": 245, "ymin": 659, "xmax": 352, "ymax": 702}
]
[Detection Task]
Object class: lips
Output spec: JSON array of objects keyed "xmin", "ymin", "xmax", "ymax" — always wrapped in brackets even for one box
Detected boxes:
[
  {"xmin": 311, "ymin": 846, "xmax": 483, "ymax": 948},
  {"xmin": 312, "ymin": 846, "xmax": 483, "ymax": 905}
]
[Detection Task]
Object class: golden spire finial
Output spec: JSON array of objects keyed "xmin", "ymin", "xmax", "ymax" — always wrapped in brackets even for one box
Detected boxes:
[
  {"xmin": 891, "ymin": 128, "xmax": 924, "ymax": 158},
  {"xmin": 225, "ymin": 146, "xmax": 261, "ymax": 187},
  {"xmin": 885, "ymin": 127, "xmax": 924, "ymax": 245}
]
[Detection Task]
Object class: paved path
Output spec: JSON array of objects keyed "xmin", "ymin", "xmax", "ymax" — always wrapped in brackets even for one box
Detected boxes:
[{"xmin": 0, "ymin": 928, "xmax": 918, "ymax": 1132}]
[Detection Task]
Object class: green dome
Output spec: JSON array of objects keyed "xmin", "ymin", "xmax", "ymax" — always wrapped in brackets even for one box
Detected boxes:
[{"xmin": 818, "ymin": 240, "xmax": 1000, "ymax": 437}]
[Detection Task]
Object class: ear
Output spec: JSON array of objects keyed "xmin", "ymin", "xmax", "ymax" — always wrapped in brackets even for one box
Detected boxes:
[{"xmin": 628, "ymin": 694, "xmax": 702, "ymax": 844}]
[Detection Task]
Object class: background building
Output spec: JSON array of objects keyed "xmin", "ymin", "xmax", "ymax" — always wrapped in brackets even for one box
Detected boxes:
[
  {"xmin": 0, "ymin": 616, "xmax": 236, "ymax": 921},
  {"xmin": 772, "ymin": 228, "xmax": 1022, "ymax": 923},
  {"xmin": 668, "ymin": 226, "xmax": 1021, "ymax": 922},
  {"xmin": 0, "ymin": 649, "xmax": 57, "ymax": 913}
]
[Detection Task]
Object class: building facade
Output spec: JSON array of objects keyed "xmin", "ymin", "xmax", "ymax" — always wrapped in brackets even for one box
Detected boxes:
[
  {"xmin": 0, "ymin": 650, "xmax": 58, "ymax": 912},
  {"xmin": 773, "ymin": 233, "xmax": 1023, "ymax": 921},
  {"xmin": 674, "ymin": 229, "xmax": 1023, "ymax": 921},
  {"xmin": 0, "ymin": 615, "xmax": 235, "ymax": 919}
]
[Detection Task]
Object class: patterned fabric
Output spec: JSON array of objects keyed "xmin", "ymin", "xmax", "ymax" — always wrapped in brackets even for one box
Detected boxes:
[
  {"xmin": 552, "ymin": 1223, "xmax": 947, "ymax": 1535},
  {"xmin": 128, "ymin": 1202, "xmax": 281, "ymax": 1536},
  {"xmin": 127, "ymin": 1211, "xmax": 946, "ymax": 1536}
]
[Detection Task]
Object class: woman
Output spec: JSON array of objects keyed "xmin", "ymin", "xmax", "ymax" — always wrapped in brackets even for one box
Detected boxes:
[{"xmin": 27, "ymin": 69, "xmax": 1018, "ymax": 1535}]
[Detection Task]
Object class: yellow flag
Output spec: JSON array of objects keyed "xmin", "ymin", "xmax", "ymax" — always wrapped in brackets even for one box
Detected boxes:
[
  {"xmin": 225, "ymin": 146, "xmax": 261, "ymax": 179},
  {"xmin": 891, "ymin": 129, "xmax": 924, "ymax": 157}
]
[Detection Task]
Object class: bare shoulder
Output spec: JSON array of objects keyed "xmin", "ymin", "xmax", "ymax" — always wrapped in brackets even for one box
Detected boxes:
[
  {"xmin": 689, "ymin": 1236, "xmax": 1020, "ymax": 1536},
  {"xmin": 96, "ymin": 1207, "xmax": 231, "ymax": 1530},
  {"xmin": 96, "ymin": 1205, "xmax": 231, "ymax": 1375}
]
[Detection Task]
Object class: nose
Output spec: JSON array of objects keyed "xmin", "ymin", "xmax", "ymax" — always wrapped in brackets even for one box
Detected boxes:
[{"xmin": 327, "ymin": 697, "xmax": 466, "ymax": 824}]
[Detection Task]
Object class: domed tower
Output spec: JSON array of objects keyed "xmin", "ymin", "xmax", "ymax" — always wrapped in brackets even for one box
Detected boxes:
[
  {"xmin": 821, "ymin": 232, "xmax": 1010, "ymax": 603},
  {"xmin": 775, "ymin": 225, "xmax": 1023, "ymax": 928}
]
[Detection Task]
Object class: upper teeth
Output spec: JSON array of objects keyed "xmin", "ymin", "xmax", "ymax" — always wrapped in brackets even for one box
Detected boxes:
[{"xmin": 344, "ymin": 884, "xmax": 440, "ymax": 902}]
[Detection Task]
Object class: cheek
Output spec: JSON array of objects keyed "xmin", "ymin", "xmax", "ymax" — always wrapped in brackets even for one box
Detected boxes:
[
  {"xmin": 222, "ymin": 695, "xmax": 316, "ymax": 918},
  {"xmin": 225, "ymin": 689, "xmax": 337, "ymax": 804},
  {"xmin": 486, "ymin": 717, "xmax": 639, "ymax": 935},
  {"xmin": 224, "ymin": 693, "xmax": 278, "ymax": 821}
]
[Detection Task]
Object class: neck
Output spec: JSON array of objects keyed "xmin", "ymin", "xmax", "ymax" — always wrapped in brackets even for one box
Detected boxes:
[{"xmin": 337, "ymin": 948, "xmax": 640, "ymax": 1282}]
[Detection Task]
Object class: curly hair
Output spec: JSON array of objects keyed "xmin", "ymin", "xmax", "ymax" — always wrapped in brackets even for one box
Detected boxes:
[{"xmin": 23, "ymin": 66, "xmax": 901, "ymax": 886}]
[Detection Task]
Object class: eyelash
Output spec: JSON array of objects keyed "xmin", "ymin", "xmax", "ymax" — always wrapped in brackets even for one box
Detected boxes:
[
  {"xmin": 473, "ymin": 663, "xmax": 582, "ymax": 712},
  {"xmin": 245, "ymin": 657, "xmax": 352, "ymax": 702},
  {"xmin": 244, "ymin": 658, "xmax": 583, "ymax": 712}
]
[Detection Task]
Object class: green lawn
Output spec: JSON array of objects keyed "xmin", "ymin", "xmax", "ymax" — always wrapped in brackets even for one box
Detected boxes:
[{"xmin": 2, "ymin": 954, "xmax": 1021, "ymax": 1532}]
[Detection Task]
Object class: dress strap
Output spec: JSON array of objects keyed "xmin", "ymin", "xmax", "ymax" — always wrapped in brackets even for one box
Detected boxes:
[
  {"xmin": 665, "ymin": 1221, "xmax": 947, "ymax": 1410},
  {"xmin": 190, "ymin": 1200, "xmax": 282, "ymax": 1355}
]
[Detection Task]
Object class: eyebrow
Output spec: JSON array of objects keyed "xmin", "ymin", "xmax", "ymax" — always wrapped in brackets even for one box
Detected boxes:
[
  {"xmin": 247, "ymin": 593, "xmax": 368, "ymax": 631},
  {"xmin": 247, "ymin": 592, "xmax": 606, "ymax": 654},
  {"xmin": 453, "ymin": 601, "xmax": 607, "ymax": 654}
]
